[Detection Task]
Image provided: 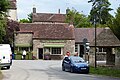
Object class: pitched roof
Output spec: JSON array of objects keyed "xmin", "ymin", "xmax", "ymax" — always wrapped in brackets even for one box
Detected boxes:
[
  {"xmin": 90, "ymin": 28, "xmax": 120, "ymax": 47},
  {"xmin": 32, "ymin": 13, "xmax": 66, "ymax": 23},
  {"xmin": 18, "ymin": 23, "xmax": 75, "ymax": 40},
  {"xmin": 74, "ymin": 28, "xmax": 103, "ymax": 43}
]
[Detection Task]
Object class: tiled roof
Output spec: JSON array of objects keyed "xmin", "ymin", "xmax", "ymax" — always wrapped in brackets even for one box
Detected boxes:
[
  {"xmin": 32, "ymin": 13, "xmax": 66, "ymax": 23},
  {"xmin": 18, "ymin": 23, "xmax": 75, "ymax": 40},
  {"xmin": 74, "ymin": 28, "xmax": 103, "ymax": 43},
  {"xmin": 90, "ymin": 28, "xmax": 120, "ymax": 47}
]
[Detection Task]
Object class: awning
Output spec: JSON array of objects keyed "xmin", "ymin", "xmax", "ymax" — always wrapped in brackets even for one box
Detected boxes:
[{"xmin": 44, "ymin": 44, "xmax": 64, "ymax": 47}]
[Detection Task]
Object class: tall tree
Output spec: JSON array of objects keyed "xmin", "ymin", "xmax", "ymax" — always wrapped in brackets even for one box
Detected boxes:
[
  {"xmin": 28, "ymin": 13, "xmax": 32, "ymax": 23},
  {"xmin": 109, "ymin": 7, "xmax": 120, "ymax": 40},
  {"xmin": 66, "ymin": 8, "xmax": 92, "ymax": 28},
  {"xmin": 88, "ymin": 0, "xmax": 112, "ymax": 25}
]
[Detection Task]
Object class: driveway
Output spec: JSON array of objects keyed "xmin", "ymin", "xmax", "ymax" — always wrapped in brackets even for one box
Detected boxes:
[{"xmin": 1, "ymin": 60, "xmax": 120, "ymax": 80}]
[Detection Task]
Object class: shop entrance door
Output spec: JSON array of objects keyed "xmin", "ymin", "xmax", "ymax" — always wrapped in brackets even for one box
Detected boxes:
[{"xmin": 38, "ymin": 48, "xmax": 43, "ymax": 59}]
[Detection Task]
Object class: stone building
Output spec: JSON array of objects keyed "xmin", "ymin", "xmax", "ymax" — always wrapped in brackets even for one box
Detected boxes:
[
  {"xmin": 15, "ymin": 8, "xmax": 75, "ymax": 60},
  {"xmin": 75, "ymin": 28, "xmax": 120, "ymax": 67}
]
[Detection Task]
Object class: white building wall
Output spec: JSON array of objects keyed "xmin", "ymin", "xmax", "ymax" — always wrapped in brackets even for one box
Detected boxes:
[{"xmin": 8, "ymin": 9, "xmax": 17, "ymax": 21}]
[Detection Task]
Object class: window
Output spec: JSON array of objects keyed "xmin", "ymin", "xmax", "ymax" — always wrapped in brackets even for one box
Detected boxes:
[
  {"xmin": 52, "ymin": 48, "xmax": 61, "ymax": 54},
  {"xmin": 44, "ymin": 48, "xmax": 50, "ymax": 53},
  {"xmin": 99, "ymin": 48, "xmax": 102, "ymax": 52},
  {"xmin": 98, "ymin": 47, "xmax": 107, "ymax": 52}
]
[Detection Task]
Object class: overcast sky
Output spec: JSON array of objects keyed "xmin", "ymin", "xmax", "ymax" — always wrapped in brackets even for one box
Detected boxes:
[{"xmin": 17, "ymin": 0, "xmax": 120, "ymax": 20}]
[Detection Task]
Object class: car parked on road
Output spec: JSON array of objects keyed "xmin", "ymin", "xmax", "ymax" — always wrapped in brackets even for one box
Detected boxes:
[{"xmin": 62, "ymin": 56, "xmax": 89, "ymax": 73}]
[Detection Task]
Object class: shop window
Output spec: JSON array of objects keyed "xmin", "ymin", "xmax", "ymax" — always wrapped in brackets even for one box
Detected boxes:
[
  {"xmin": 52, "ymin": 48, "xmax": 61, "ymax": 54},
  {"xmin": 44, "ymin": 48, "xmax": 50, "ymax": 53}
]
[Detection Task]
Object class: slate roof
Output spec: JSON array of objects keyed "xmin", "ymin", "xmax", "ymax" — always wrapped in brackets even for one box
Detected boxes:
[
  {"xmin": 32, "ymin": 13, "xmax": 66, "ymax": 23},
  {"xmin": 90, "ymin": 28, "xmax": 120, "ymax": 47},
  {"xmin": 74, "ymin": 28, "xmax": 103, "ymax": 43},
  {"xmin": 18, "ymin": 23, "xmax": 75, "ymax": 40}
]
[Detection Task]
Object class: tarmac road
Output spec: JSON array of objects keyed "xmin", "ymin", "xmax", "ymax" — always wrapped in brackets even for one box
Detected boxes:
[{"xmin": 1, "ymin": 60, "xmax": 120, "ymax": 80}]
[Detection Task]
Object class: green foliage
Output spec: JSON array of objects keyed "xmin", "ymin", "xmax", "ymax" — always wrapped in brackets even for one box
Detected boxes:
[
  {"xmin": 19, "ymin": 19, "xmax": 30, "ymax": 23},
  {"xmin": 19, "ymin": 13, "xmax": 32, "ymax": 23},
  {"xmin": 0, "ymin": 0, "xmax": 10, "ymax": 44},
  {"xmin": 88, "ymin": 0, "xmax": 113, "ymax": 25},
  {"xmin": 66, "ymin": 8, "xmax": 92, "ymax": 28},
  {"xmin": 28, "ymin": 13, "xmax": 32, "ymax": 23},
  {"xmin": 109, "ymin": 7, "xmax": 120, "ymax": 40},
  {"xmin": 0, "ymin": 0, "xmax": 10, "ymax": 14},
  {"xmin": 90, "ymin": 66, "xmax": 120, "ymax": 78},
  {"xmin": 0, "ymin": 19, "xmax": 6, "ymax": 43}
]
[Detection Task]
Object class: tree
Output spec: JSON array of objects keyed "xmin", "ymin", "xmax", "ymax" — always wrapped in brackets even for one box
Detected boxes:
[
  {"xmin": 66, "ymin": 8, "xmax": 92, "ymax": 28},
  {"xmin": 19, "ymin": 13, "xmax": 32, "ymax": 23},
  {"xmin": 0, "ymin": 0, "xmax": 10, "ymax": 43},
  {"xmin": 19, "ymin": 19, "xmax": 30, "ymax": 23},
  {"xmin": 0, "ymin": 19, "xmax": 6, "ymax": 43},
  {"xmin": 3, "ymin": 19, "xmax": 20, "ymax": 44},
  {"xmin": 28, "ymin": 13, "xmax": 32, "ymax": 23},
  {"xmin": 109, "ymin": 7, "xmax": 120, "ymax": 40},
  {"xmin": 0, "ymin": 0, "xmax": 9, "ymax": 14},
  {"xmin": 88, "ymin": 0, "xmax": 112, "ymax": 25}
]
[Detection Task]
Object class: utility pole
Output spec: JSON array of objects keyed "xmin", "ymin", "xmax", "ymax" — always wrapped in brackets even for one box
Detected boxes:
[{"xmin": 94, "ymin": 15, "xmax": 97, "ymax": 68}]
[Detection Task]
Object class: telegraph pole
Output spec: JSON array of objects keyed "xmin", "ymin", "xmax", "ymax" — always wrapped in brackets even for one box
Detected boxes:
[{"xmin": 94, "ymin": 15, "xmax": 97, "ymax": 68}]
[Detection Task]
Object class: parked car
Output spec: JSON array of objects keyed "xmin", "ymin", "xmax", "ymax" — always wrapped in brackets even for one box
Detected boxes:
[{"xmin": 62, "ymin": 56, "xmax": 89, "ymax": 73}]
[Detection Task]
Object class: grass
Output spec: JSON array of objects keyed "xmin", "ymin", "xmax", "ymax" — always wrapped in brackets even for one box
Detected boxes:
[{"xmin": 90, "ymin": 66, "xmax": 120, "ymax": 78}]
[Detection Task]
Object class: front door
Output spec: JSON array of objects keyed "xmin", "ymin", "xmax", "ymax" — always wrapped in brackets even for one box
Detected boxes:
[{"xmin": 38, "ymin": 48, "xmax": 43, "ymax": 59}]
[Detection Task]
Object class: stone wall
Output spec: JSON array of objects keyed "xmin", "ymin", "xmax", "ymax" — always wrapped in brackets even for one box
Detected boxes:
[
  {"xmin": 64, "ymin": 40, "xmax": 75, "ymax": 56},
  {"xmin": 15, "ymin": 33, "xmax": 33, "ymax": 46}
]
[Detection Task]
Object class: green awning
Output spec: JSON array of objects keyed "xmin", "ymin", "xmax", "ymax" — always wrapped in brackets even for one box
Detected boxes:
[{"xmin": 44, "ymin": 44, "xmax": 64, "ymax": 47}]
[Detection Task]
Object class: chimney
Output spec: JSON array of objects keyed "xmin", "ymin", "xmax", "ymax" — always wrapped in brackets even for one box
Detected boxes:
[
  {"xmin": 58, "ymin": 9, "xmax": 60, "ymax": 14},
  {"xmin": 33, "ymin": 7, "xmax": 36, "ymax": 13}
]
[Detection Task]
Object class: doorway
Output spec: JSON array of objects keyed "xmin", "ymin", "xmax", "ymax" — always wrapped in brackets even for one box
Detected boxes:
[
  {"xmin": 38, "ymin": 48, "xmax": 43, "ymax": 59},
  {"xmin": 80, "ymin": 45, "xmax": 84, "ymax": 57}
]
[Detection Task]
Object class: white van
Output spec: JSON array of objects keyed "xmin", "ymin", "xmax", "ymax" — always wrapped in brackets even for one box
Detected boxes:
[{"xmin": 0, "ymin": 44, "xmax": 12, "ymax": 69}]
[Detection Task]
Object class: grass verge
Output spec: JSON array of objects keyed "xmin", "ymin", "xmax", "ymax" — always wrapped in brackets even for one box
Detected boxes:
[{"xmin": 90, "ymin": 66, "xmax": 120, "ymax": 78}]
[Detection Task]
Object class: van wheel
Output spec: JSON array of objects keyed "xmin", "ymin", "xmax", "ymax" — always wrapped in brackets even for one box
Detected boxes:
[{"xmin": 7, "ymin": 66, "xmax": 10, "ymax": 69}]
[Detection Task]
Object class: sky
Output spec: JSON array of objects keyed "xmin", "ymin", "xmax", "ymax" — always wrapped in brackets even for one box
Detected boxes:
[{"xmin": 17, "ymin": 0, "xmax": 120, "ymax": 20}]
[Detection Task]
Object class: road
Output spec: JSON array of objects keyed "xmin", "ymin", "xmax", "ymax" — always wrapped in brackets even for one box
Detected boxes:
[{"xmin": 1, "ymin": 60, "xmax": 120, "ymax": 80}]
